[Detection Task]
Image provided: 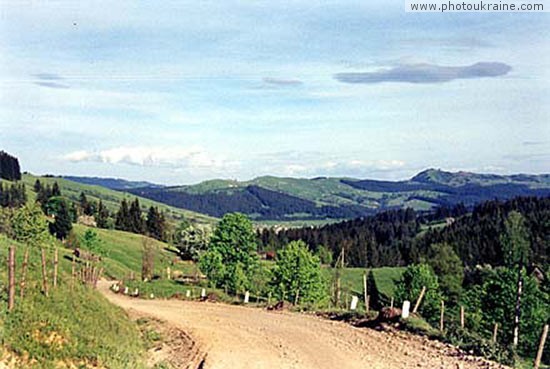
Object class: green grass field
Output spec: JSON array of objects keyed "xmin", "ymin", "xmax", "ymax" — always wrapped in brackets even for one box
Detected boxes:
[
  {"xmin": 0, "ymin": 235, "xmax": 147, "ymax": 369},
  {"xmin": 21, "ymin": 174, "xmax": 217, "ymax": 226}
]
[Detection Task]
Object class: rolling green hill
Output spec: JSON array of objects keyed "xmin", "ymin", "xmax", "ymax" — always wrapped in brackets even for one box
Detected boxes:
[
  {"xmin": 122, "ymin": 169, "xmax": 550, "ymax": 222},
  {"xmin": 20, "ymin": 174, "xmax": 217, "ymax": 226}
]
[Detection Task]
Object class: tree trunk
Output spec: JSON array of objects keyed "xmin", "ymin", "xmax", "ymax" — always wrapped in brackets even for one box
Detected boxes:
[{"xmin": 513, "ymin": 258, "xmax": 524, "ymax": 347}]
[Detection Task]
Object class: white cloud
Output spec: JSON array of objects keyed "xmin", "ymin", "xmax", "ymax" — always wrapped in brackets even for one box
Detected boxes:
[{"xmin": 62, "ymin": 146, "xmax": 233, "ymax": 170}]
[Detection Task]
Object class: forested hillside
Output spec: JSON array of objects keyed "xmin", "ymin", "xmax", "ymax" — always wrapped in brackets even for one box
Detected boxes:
[
  {"xmin": 0, "ymin": 151, "xmax": 21, "ymax": 181},
  {"xmin": 259, "ymin": 196, "xmax": 550, "ymax": 268},
  {"xmin": 127, "ymin": 169, "xmax": 550, "ymax": 221}
]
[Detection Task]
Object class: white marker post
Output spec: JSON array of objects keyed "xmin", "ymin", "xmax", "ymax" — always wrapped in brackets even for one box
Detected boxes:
[
  {"xmin": 244, "ymin": 291, "xmax": 250, "ymax": 304},
  {"xmin": 124, "ymin": 287, "xmax": 129, "ymax": 295},
  {"xmin": 402, "ymin": 300, "xmax": 410, "ymax": 318},
  {"xmin": 350, "ymin": 295, "xmax": 359, "ymax": 310},
  {"xmin": 186, "ymin": 290, "xmax": 191, "ymax": 298},
  {"xmin": 201, "ymin": 288, "xmax": 206, "ymax": 298}
]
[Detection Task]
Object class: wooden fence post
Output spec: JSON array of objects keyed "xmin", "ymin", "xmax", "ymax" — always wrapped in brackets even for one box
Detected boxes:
[
  {"xmin": 412, "ymin": 286, "xmax": 426, "ymax": 314},
  {"xmin": 53, "ymin": 248, "xmax": 58, "ymax": 288},
  {"xmin": 71, "ymin": 254, "xmax": 76, "ymax": 290},
  {"xmin": 439, "ymin": 300, "xmax": 445, "ymax": 332},
  {"xmin": 390, "ymin": 297, "xmax": 394, "ymax": 309},
  {"xmin": 492, "ymin": 323, "xmax": 499, "ymax": 343},
  {"xmin": 460, "ymin": 306, "xmax": 465, "ymax": 329},
  {"xmin": 20, "ymin": 248, "xmax": 29, "ymax": 298},
  {"xmin": 363, "ymin": 272, "xmax": 369, "ymax": 313},
  {"xmin": 8, "ymin": 246, "xmax": 16, "ymax": 311},
  {"xmin": 41, "ymin": 248, "xmax": 49, "ymax": 297},
  {"xmin": 534, "ymin": 324, "xmax": 549, "ymax": 369}
]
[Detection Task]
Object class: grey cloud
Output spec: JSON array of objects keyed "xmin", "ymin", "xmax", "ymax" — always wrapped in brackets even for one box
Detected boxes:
[
  {"xmin": 33, "ymin": 73, "xmax": 64, "ymax": 81},
  {"xmin": 263, "ymin": 77, "xmax": 303, "ymax": 87},
  {"xmin": 33, "ymin": 73, "xmax": 70, "ymax": 89},
  {"xmin": 34, "ymin": 81, "xmax": 70, "ymax": 89},
  {"xmin": 522, "ymin": 141, "xmax": 547, "ymax": 146},
  {"xmin": 334, "ymin": 62, "xmax": 512, "ymax": 84}
]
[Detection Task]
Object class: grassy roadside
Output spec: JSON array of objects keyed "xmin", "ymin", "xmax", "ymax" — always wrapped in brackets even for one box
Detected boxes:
[{"xmin": 0, "ymin": 236, "xmax": 147, "ymax": 369}]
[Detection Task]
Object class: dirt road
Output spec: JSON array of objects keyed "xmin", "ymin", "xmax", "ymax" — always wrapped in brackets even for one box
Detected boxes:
[{"xmin": 99, "ymin": 283, "xmax": 506, "ymax": 369}]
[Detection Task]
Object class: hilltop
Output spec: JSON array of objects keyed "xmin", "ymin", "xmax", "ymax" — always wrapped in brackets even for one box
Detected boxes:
[{"xmin": 118, "ymin": 169, "xmax": 550, "ymax": 222}]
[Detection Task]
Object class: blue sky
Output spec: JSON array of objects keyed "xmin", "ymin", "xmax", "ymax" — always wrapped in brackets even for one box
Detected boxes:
[{"xmin": 0, "ymin": 0, "xmax": 548, "ymax": 184}]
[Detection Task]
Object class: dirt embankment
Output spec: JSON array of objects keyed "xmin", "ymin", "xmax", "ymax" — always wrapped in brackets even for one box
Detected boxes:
[{"xmin": 99, "ymin": 282, "xmax": 508, "ymax": 369}]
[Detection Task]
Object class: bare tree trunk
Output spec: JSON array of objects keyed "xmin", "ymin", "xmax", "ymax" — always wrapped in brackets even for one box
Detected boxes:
[
  {"xmin": 20, "ymin": 248, "xmax": 29, "ymax": 298},
  {"xmin": 513, "ymin": 257, "xmax": 524, "ymax": 347},
  {"xmin": 492, "ymin": 323, "xmax": 499, "ymax": 343},
  {"xmin": 41, "ymin": 249, "xmax": 49, "ymax": 297},
  {"xmin": 460, "ymin": 306, "xmax": 465, "ymax": 329},
  {"xmin": 8, "ymin": 246, "xmax": 16, "ymax": 311}
]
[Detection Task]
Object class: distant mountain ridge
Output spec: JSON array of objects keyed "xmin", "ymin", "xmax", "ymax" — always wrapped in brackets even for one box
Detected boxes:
[
  {"xmin": 63, "ymin": 176, "xmax": 164, "ymax": 190},
  {"xmin": 121, "ymin": 169, "xmax": 550, "ymax": 221}
]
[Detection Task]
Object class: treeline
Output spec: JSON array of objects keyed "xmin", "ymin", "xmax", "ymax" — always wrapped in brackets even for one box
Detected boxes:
[
  {"xmin": 413, "ymin": 196, "xmax": 550, "ymax": 267},
  {"xmin": 130, "ymin": 185, "xmax": 370, "ymax": 220},
  {"xmin": 258, "ymin": 196, "xmax": 550, "ymax": 268},
  {"xmin": 0, "ymin": 151, "xmax": 21, "ymax": 181},
  {"xmin": 114, "ymin": 198, "xmax": 167, "ymax": 241},
  {"xmin": 30, "ymin": 179, "xmax": 168, "ymax": 242},
  {"xmin": 0, "ymin": 182, "xmax": 26, "ymax": 208},
  {"xmin": 259, "ymin": 208, "xmax": 419, "ymax": 267}
]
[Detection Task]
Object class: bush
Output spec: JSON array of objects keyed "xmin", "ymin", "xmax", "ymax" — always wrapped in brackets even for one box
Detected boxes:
[{"xmin": 395, "ymin": 264, "xmax": 443, "ymax": 324}]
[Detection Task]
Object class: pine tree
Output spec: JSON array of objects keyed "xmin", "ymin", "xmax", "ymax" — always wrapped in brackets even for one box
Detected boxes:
[
  {"xmin": 34, "ymin": 179, "xmax": 42, "ymax": 193},
  {"xmin": 146, "ymin": 206, "xmax": 165, "ymax": 240},
  {"xmin": 95, "ymin": 200, "xmax": 110, "ymax": 228},
  {"xmin": 49, "ymin": 199, "xmax": 73, "ymax": 240},
  {"xmin": 115, "ymin": 199, "xmax": 130, "ymax": 231},
  {"xmin": 79, "ymin": 192, "xmax": 94, "ymax": 216},
  {"xmin": 129, "ymin": 198, "xmax": 144, "ymax": 234},
  {"xmin": 51, "ymin": 182, "xmax": 61, "ymax": 197}
]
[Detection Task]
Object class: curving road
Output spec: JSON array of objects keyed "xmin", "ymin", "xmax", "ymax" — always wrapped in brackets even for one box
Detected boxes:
[{"xmin": 99, "ymin": 282, "xmax": 507, "ymax": 369}]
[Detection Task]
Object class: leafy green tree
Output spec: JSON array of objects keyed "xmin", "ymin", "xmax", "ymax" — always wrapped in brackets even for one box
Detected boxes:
[
  {"xmin": 316, "ymin": 244, "xmax": 333, "ymax": 265},
  {"xmin": 477, "ymin": 268, "xmax": 549, "ymax": 356},
  {"xmin": 174, "ymin": 222, "xmax": 209, "ymax": 260},
  {"xmin": 48, "ymin": 198, "xmax": 73, "ymax": 240},
  {"xmin": 199, "ymin": 213, "xmax": 258, "ymax": 293},
  {"xmin": 11, "ymin": 203, "xmax": 50, "ymax": 246},
  {"xmin": 424, "ymin": 243, "xmax": 463, "ymax": 303},
  {"xmin": 0, "ymin": 207, "xmax": 15, "ymax": 238},
  {"xmin": 395, "ymin": 264, "xmax": 443, "ymax": 323},
  {"xmin": 271, "ymin": 240, "xmax": 326, "ymax": 304},
  {"xmin": 501, "ymin": 211, "xmax": 530, "ymax": 267},
  {"xmin": 80, "ymin": 229, "xmax": 107, "ymax": 257}
]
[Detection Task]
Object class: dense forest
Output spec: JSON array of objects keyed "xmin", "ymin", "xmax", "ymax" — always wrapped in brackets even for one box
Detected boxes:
[
  {"xmin": 258, "ymin": 196, "xmax": 550, "ymax": 268},
  {"xmin": 0, "ymin": 151, "xmax": 21, "ymax": 181},
  {"xmin": 130, "ymin": 184, "xmax": 370, "ymax": 220}
]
